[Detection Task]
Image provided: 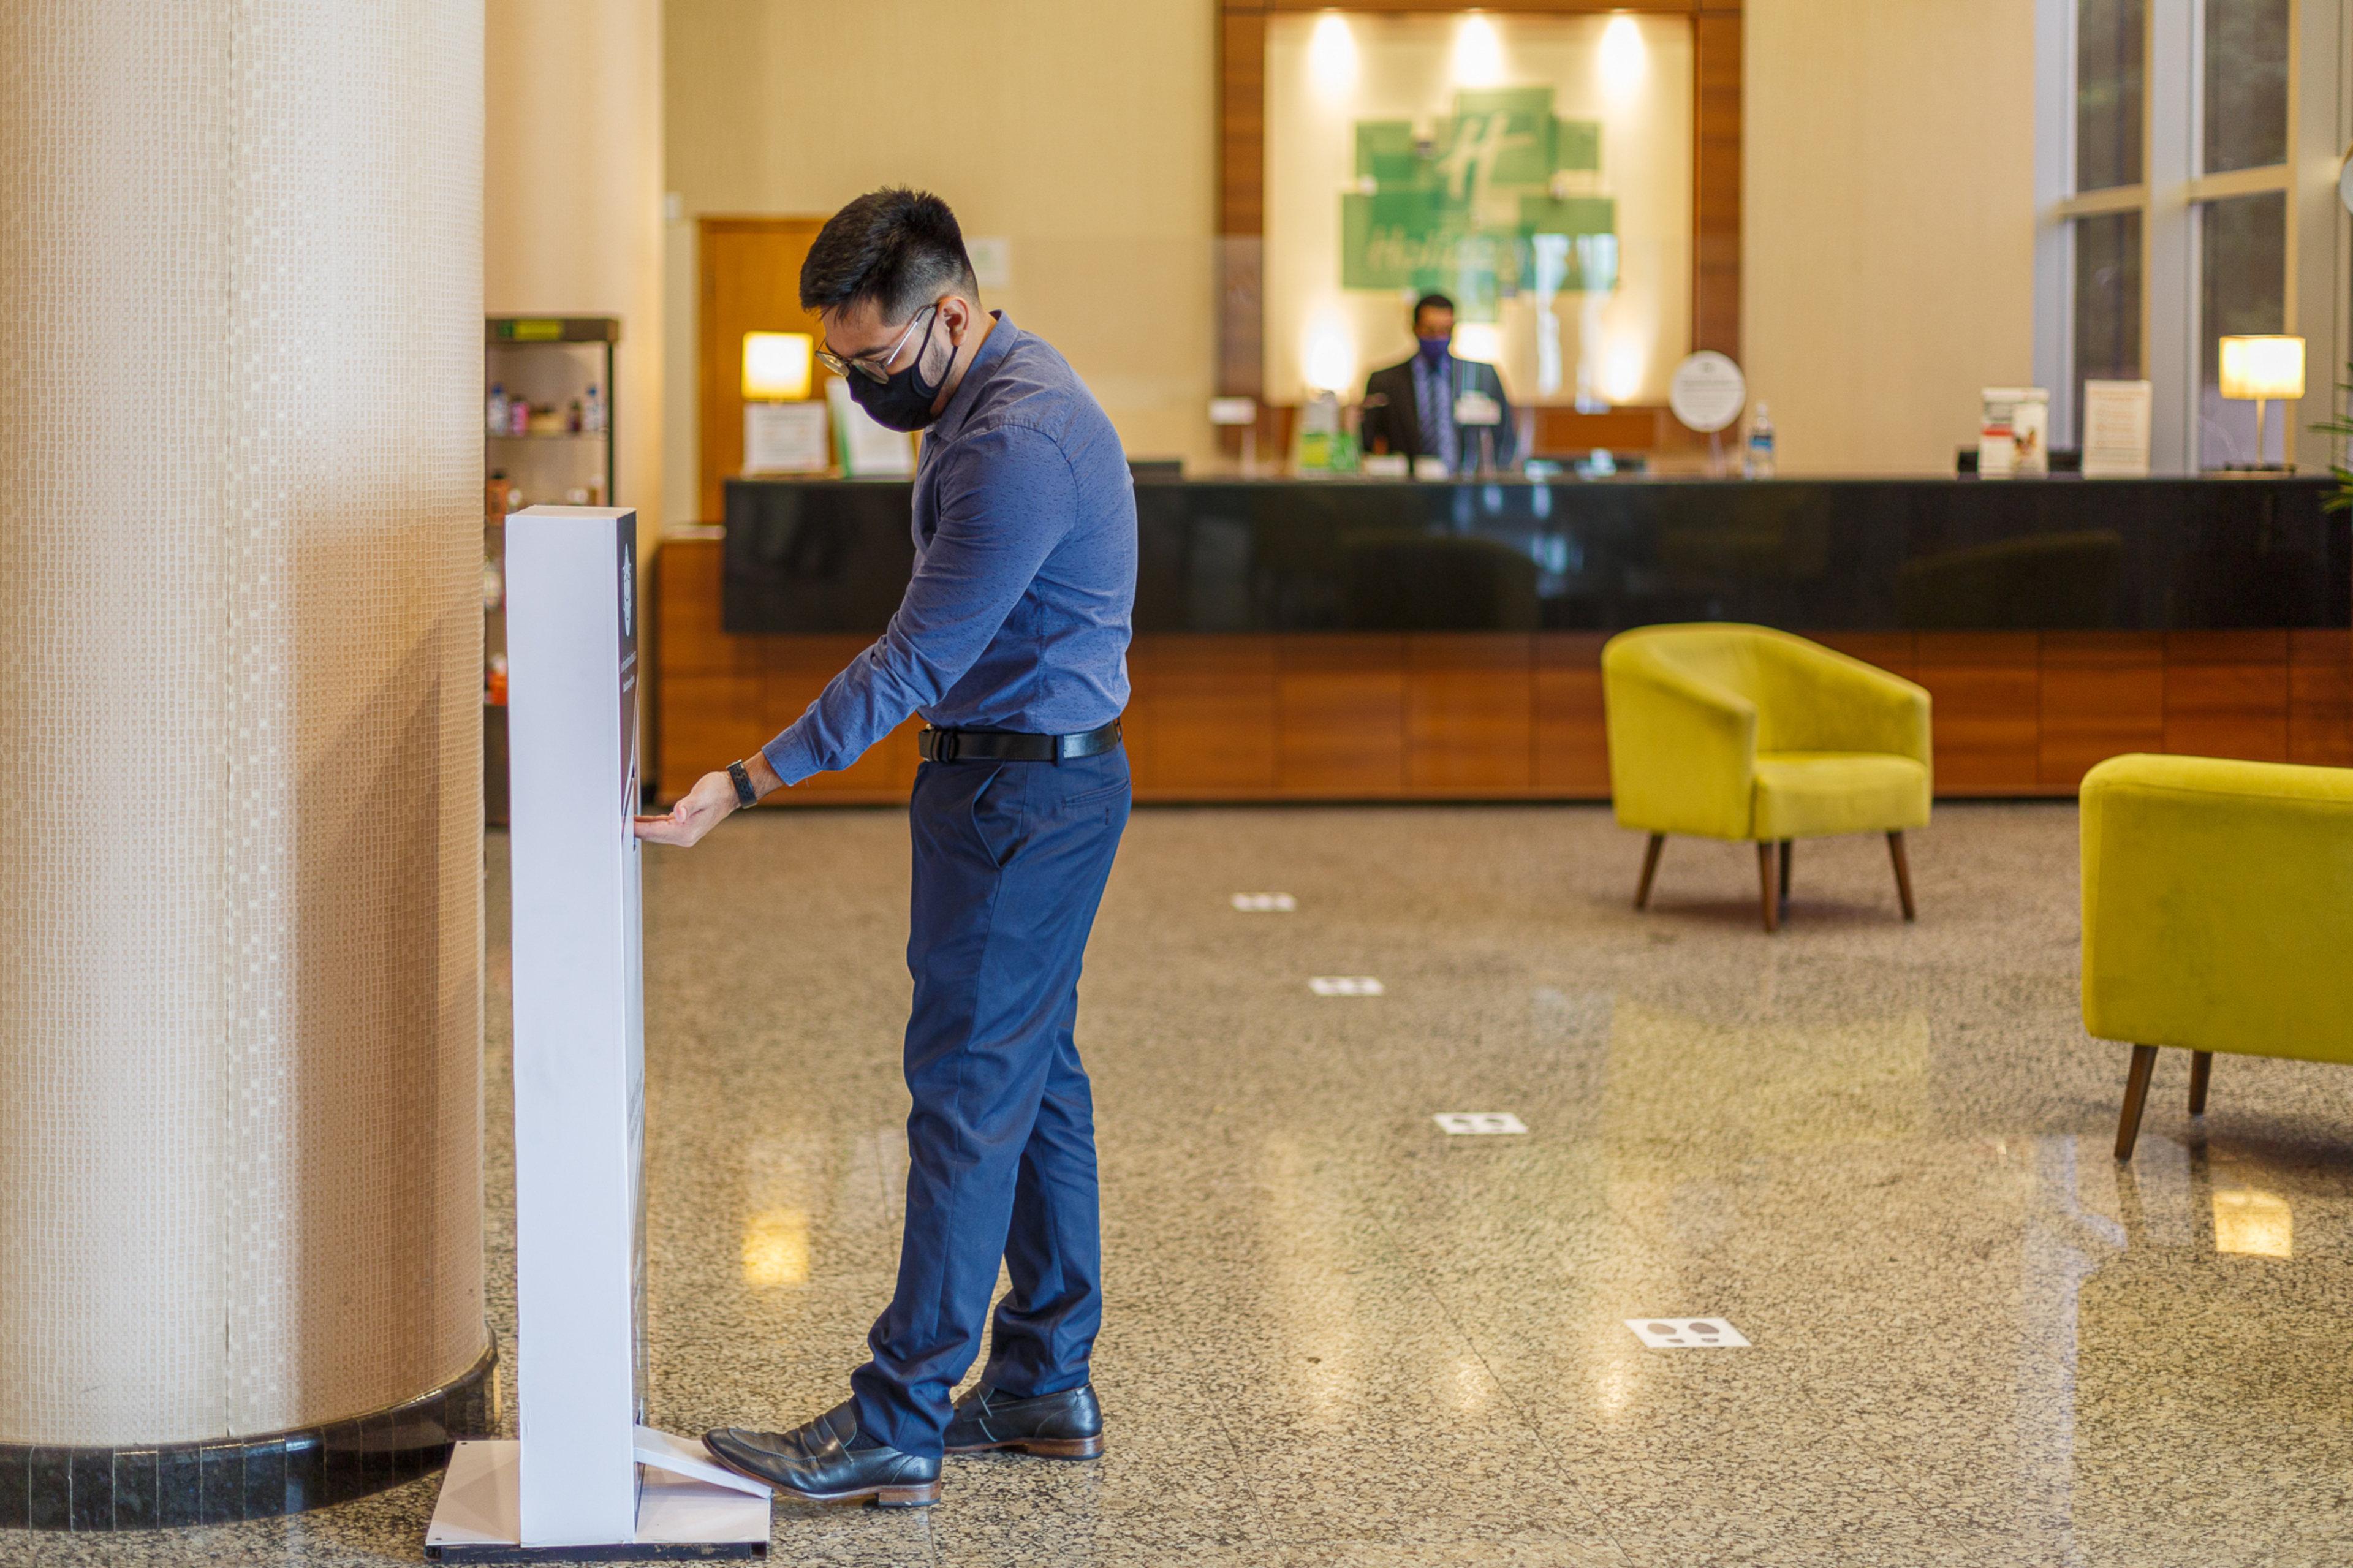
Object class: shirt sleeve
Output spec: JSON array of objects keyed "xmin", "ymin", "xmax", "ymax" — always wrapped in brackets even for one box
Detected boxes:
[{"xmin": 759, "ymin": 425, "xmax": 1076, "ymax": 785}]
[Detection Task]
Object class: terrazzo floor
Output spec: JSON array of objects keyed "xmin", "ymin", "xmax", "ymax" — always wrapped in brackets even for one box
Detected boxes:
[{"xmin": 9, "ymin": 800, "xmax": 2353, "ymax": 1566}]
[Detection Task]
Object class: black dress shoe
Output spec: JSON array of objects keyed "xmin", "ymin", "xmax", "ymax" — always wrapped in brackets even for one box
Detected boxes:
[
  {"xmin": 944, "ymin": 1382, "xmax": 1104, "ymax": 1459},
  {"xmin": 703, "ymin": 1401, "xmax": 942, "ymax": 1507}
]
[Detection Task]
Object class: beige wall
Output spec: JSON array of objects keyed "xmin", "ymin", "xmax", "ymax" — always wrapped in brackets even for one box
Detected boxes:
[
  {"xmin": 487, "ymin": 0, "xmax": 665, "ymax": 536},
  {"xmin": 1743, "ymin": 0, "xmax": 2039, "ymax": 475},
  {"xmin": 661, "ymin": 0, "xmax": 1217, "ymax": 521}
]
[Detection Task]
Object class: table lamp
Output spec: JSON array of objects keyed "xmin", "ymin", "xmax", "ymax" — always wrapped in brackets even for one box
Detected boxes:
[
  {"xmin": 743, "ymin": 331, "xmax": 813, "ymax": 401},
  {"xmin": 2218, "ymin": 334, "xmax": 2303, "ymax": 471}
]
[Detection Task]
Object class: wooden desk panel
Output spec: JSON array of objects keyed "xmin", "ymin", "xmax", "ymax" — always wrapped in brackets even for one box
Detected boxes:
[
  {"xmin": 1278, "ymin": 634, "xmax": 1404, "ymax": 795},
  {"xmin": 1913, "ymin": 634, "xmax": 2041, "ymax": 793},
  {"xmin": 1407, "ymin": 634, "xmax": 1534, "ymax": 793},
  {"xmin": 763, "ymin": 636, "xmax": 922, "ymax": 800},
  {"xmin": 2290, "ymin": 630, "xmax": 2353, "ymax": 767},
  {"xmin": 1535, "ymin": 633, "xmax": 1610, "ymax": 797},
  {"xmin": 652, "ymin": 539, "xmax": 2344, "ymax": 804},
  {"xmin": 1126, "ymin": 635, "xmax": 1278, "ymax": 795},
  {"xmin": 2039, "ymin": 633, "xmax": 2165, "ymax": 790},
  {"xmin": 2164, "ymin": 631, "xmax": 2289, "ymax": 763},
  {"xmin": 655, "ymin": 538, "xmax": 771, "ymax": 679}
]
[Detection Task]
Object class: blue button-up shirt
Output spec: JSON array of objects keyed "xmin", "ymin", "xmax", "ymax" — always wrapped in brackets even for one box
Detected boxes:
[{"xmin": 761, "ymin": 314, "xmax": 1136, "ymax": 786}]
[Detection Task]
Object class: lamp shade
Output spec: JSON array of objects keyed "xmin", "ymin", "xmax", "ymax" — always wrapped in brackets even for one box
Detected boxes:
[
  {"xmin": 2219, "ymin": 335, "xmax": 2304, "ymax": 401},
  {"xmin": 742, "ymin": 331, "xmax": 813, "ymax": 400}
]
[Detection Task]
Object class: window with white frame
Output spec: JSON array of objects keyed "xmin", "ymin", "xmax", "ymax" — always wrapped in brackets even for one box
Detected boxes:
[{"xmin": 2035, "ymin": 0, "xmax": 2347, "ymax": 472}]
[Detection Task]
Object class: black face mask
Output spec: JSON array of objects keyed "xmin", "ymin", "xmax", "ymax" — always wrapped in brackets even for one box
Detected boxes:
[{"xmin": 847, "ymin": 309, "xmax": 950, "ymax": 432}]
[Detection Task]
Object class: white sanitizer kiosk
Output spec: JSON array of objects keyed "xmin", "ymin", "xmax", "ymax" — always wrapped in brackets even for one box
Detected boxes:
[{"xmin": 426, "ymin": 507, "xmax": 770, "ymax": 1561}]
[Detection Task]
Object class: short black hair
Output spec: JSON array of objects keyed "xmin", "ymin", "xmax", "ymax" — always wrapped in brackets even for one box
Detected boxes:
[
  {"xmin": 799, "ymin": 187, "xmax": 979, "ymax": 322},
  {"xmin": 1412, "ymin": 292, "xmax": 1456, "ymax": 324}
]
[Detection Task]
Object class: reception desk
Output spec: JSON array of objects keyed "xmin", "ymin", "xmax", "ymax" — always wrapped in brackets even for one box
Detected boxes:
[{"xmin": 650, "ymin": 475, "xmax": 2352, "ymax": 804}]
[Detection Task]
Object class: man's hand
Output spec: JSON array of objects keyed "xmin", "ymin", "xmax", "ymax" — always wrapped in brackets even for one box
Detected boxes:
[{"xmin": 634, "ymin": 752, "xmax": 781, "ymax": 847}]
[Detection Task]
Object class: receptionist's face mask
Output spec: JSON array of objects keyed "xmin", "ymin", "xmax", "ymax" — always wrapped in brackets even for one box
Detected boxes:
[
  {"xmin": 1414, "ymin": 311, "xmax": 1453, "ymax": 366},
  {"xmin": 840, "ymin": 306, "xmax": 950, "ymax": 433}
]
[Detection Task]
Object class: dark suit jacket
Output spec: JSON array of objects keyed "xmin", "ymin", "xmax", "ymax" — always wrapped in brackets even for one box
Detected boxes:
[{"xmin": 1359, "ymin": 355, "xmax": 1517, "ymax": 470}]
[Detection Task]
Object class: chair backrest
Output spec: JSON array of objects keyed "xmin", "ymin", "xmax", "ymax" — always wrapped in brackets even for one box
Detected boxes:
[{"xmin": 1608, "ymin": 624, "xmax": 1845, "ymax": 753}]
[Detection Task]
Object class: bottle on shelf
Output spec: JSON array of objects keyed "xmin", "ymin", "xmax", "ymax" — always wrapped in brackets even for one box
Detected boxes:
[
  {"xmin": 510, "ymin": 398, "xmax": 530, "ymax": 437},
  {"xmin": 1744, "ymin": 401, "xmax": 1776, "ymax": 479},
  {"xmin": 567, "ymin": 397, "xmax": 583, "ymax": 434},
  {"xmin": 582, "ymin": 383, "xmax": 604, "ymax": 434},
  {"xmin": 487, "ymin": 383, "xmax": 509, "ymax": 436}
]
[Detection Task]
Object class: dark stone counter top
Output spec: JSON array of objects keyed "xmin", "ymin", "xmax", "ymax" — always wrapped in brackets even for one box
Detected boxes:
[{"xmin": 720, "ymin": 474, "xmax": 2349, "ymax": 636}]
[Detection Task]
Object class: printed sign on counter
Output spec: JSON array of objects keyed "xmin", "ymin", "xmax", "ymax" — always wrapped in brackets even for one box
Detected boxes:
[{"xmin": 2081, "ymin": 380, "xmax": 2153, "ymax": 478}]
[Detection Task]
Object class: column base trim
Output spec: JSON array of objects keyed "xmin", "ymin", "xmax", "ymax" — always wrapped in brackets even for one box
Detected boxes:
[{"xmin": 2, "ymin": 1339, "xmax": 497, "ymax": 1531}]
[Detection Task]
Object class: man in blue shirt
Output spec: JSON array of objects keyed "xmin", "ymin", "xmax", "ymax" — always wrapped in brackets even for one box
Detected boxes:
[{"xmin": 634, "ymin": 189, "xmax": 1135, "ymax": 1508}]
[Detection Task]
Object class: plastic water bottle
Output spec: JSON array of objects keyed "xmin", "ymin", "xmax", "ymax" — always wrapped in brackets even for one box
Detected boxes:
[
  {"xmin": 1744, "ymin": 401, "xmax": 1776, "ymax": 479},
  {"xmin": 486, "ymin": 383, "xmax": 509, "ymax": 436},
  {"xmin": 583, "ymin": 383, "xmax": 605, "ymax": 434}
]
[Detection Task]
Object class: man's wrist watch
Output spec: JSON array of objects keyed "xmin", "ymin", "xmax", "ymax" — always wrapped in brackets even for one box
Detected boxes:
[{"xmin": 727, "ymin": 759, "xmax": 758, "ymax": 809}]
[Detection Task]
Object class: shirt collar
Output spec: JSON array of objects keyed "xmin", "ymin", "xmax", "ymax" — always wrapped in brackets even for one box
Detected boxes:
[{"xmin": 926, "ymin": 310, "xmax": 1015, "ymax": 445}]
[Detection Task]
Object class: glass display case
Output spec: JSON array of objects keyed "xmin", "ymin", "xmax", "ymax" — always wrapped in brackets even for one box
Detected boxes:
[{"xmin": 484, "ymin": 316, "xmax": 619, "ymax": 824}]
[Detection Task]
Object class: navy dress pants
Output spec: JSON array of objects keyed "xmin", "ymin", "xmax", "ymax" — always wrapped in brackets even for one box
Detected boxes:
[{"xmin": 848, "ymin": 744, "xmax": 1130, "ymax": 1458}]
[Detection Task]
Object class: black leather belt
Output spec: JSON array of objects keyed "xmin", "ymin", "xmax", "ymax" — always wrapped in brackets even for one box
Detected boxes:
[{"xmin": 918, "ymin": 719, "xmax": 1123, "ymax": 763}]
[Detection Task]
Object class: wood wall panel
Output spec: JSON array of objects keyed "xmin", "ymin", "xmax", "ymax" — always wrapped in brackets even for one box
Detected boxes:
[
  {"xmin": 1278, "ymin": 634, "xmax": 1405, "ymax": 793},
  {"xmin": 697, "ymin": 218, "xmax": 829, "ymax": 523},
  {"xmin": 1408, "ymin": 634, "xmax": 1534, "ymax": 792},
  {"xmin": 1126, "ymin": 634, "xmax": 1278, "ymax": 795},
  {"xmin": 1913, "ymin": 633, "xmax": 2040, "ymax": 793},
  {"xmin": 1691, "ymin": 11, "xmax": 1743, "ymax": 357},
  {"xmin": 1535, "ymin": 633, "xmax": 1610, "ymax": 795},
  {"xmin": 2164, "ymin": 631, "xmax": 2289, "ymax": 763},
  {"xmin": 2039, "ymin": 633, "xmax": 2164, "ymax": 790},
  {"xmin": 1216, "ymin": 4, "xmax": 1266, "ymax": 401},
  {"xmin": 2290, "ymin": 630, "xmax": 2353, "ymax": 767}
]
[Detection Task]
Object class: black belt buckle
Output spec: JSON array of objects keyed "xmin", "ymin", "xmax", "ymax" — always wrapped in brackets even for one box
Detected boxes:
[{"xmin": 923, "ymin": 727, "xmax": 960, "ymax": 763}]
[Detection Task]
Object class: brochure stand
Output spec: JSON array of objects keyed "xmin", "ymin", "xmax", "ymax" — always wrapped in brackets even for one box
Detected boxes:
[{"xmin": 426, "ymin": 507, "xmax": 770, "ymax": 1561}]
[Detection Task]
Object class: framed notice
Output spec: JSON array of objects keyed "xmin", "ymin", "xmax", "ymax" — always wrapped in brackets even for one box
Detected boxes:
[
  {"xmin": 2080, "ymin": 380, "xmax": 2153, "ymax": 479},
  {"xmin": 743, "ymin": 402, "xmax": 828, "ymax": 474}
]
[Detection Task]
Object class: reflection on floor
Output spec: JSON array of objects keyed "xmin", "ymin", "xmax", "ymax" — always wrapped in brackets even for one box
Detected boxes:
[{"xmin": 12, "ymin": 801, "xmax": 2353, "ymax": 1567}]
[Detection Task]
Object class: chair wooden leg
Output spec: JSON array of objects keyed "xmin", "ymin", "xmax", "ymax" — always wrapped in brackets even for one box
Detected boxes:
[
  {"xmin": 1634, "ymin": 833, "xmax": 1665, "ymax": 911},
  {"xmin": 1778, "ymin": 839, "xmax": 1794, "ymax": 917},
  {"xmin": 1887, "ymin": 831, "xmax": 1917, "ymax": 922},
  {"xmin": 2115, "ymin": 1044, "xmax": 2159, "ymax": 1160},
  {"xmin": 2188, "ymin": 1050, "xmax": 2211, "ymax": 1116},
  {"xmin": 1756, "ymin": 842, "xmax": 1779, "ymax": 933}
]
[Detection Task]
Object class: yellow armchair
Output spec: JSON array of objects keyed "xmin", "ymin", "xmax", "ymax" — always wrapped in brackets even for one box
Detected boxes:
[
  {"xmin": 2082, "ymin": 754, "xmax": 2353, "ymax": 1158},
  {"xmin": 1602, "ymin": 624, "xmax": 1932, "ymax": 931}
]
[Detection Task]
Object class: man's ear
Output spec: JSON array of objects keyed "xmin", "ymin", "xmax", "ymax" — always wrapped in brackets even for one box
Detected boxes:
[{"xmin": 941, "ymin": 294, "xmax": 977, "ymax": 344}]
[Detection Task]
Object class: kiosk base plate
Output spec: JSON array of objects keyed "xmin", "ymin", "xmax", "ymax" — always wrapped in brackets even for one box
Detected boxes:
[{"xmin": 425, "ymin": 1440, "xmax": 770, "ymax": 1561}]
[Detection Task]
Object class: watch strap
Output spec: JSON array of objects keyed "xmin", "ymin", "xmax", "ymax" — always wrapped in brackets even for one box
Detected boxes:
[{"xmin": 727, "ymin": 759, "xmax": 758, "ymax": 808}]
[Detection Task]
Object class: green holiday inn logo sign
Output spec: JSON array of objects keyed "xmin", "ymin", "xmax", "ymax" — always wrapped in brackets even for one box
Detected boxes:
[{"xmin": 1341, "ymin": 85, "xmax": 1616, "ymax": 317}]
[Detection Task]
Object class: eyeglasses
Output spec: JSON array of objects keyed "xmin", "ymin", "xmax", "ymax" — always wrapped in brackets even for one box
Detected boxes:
[{"xmin": 817, "ymin": 305, "xmax": 938, "ymax": 384}]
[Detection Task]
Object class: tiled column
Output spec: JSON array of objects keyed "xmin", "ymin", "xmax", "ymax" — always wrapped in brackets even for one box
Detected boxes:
[{"xmin": 0, "ymin": 0, "xmax": 490, "ymax": 1531}]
